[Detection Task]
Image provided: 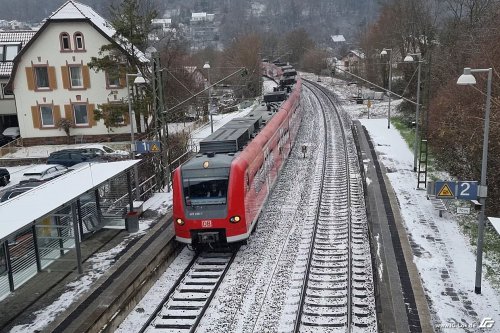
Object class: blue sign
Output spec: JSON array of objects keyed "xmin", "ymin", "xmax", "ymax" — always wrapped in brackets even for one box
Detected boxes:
[
  {"xmin": 456, "ymin": 181, "xmax": 478, "ymax": 200},
  {"xmin": 135, "ymin": 141, "xmax": 148, "ymax": 153},
  {"xmin": 435, "ymin": 181, "xmax": 456, "ymax": 199},
  {"xmin": 135, "ymin": 141, "xmax": 161, "ymax": 153}
]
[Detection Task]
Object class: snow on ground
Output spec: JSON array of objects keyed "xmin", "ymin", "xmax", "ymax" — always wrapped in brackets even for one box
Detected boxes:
[{"xmin": 7, "ymin": 73, "xmax": 500, "ymax": 332}]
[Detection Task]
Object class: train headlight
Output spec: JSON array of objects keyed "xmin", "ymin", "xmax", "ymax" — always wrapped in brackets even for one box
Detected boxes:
[
  {"xmin": 229, "ymin": 215, "xmax": 241, "ymax": 223},
  {"xmin": 176, "ymin": 218, "xmax": 185, "ymax": 226}
]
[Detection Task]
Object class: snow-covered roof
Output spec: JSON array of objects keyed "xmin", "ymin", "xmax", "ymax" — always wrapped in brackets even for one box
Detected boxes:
[
  {"xmin": 48, "ymin": 1, "xmax": 148, "ymax": 63},
  {"xmin": 152, "ymin": 18, "xmax": 172, "ymax": 25},
  {"xmin": 0, "ymin": 160, "xmax": 139, "ymax": 241},
  {"xmin": 331, "ymin": 35, "xmax": 346, "ymax": 42},
  {"xmin": 349, "ymin": 49, "xmax": 365, "ymax": 59},
  {"xmin": 192, "ymin": 12, "xmax": 207, "ymax": 18}
]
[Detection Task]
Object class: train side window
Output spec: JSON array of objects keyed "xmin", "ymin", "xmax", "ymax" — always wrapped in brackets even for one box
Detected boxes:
[{"xmin": 246, "ymin": 173, "xmax": 250, "ymax": 190}]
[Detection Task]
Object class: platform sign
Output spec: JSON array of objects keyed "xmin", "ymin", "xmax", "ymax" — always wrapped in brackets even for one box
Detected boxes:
[
  {"xmin": 135, "ymin": 141, "xmax": 148, "ymax": 154},
  {"xmin": 435, "ymin": 181, "xmax": 456, "ymax": 199},
  {"xmin": 456, "ymin": 181, "xmax": 478, "ymax": 200},
  {"xmin": 149, "ymin": 141, "xmax": 161, "ymax": 153},
  {"xmin": 434, "ymin": 180, "xmax": 478, "ymax": 200},
  {"xmin": 135, "ymin": 141, "xmax": 161, "ymax": 153}
]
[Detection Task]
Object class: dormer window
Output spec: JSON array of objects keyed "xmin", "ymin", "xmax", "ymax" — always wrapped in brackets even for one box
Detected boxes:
[
  {"xmin": 74, "ymin": 32, "xmax": 85, "ymax": 51},
  {"xmin": 0, "ymin": 44, "xmax": 21, "ymax": 62},
  {"xmin": 60, "ymin": 32, "xmax": 71, "ymax": 51}
]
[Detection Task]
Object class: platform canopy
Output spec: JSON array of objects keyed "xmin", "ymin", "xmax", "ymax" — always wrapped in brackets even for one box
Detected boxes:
[{"xmin": 0, "ymin": 160, "xmax": 139, "ymax": 241}]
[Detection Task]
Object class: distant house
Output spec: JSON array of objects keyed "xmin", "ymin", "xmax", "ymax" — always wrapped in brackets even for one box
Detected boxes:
[
  {"xmin": 152, "ymin": 18, "xmax": 172, "ymax": 31},
  {"xmin": 189, "ymin": 12, "xmax": 217, "ymax": 50},
  {"xmin": 6, "ymin": 0, "xmax": 147, "ymax": 146},
  {"xmin": 0, "ymin": 30, "xmax": 36, "ymax": 132},
  {"xmin": 340, "ymin": 50, "xmax": 365, "ymax": 75}
]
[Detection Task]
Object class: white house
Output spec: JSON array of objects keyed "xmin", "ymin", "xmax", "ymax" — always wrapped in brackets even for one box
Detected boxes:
[
  {"xmin": 340, "ymin": 50, "xmax": 365, "ymax": 75},
  {"xmin": 0, "ymin": 30, "xmax": 36, "ymax": 132},
  {"xmin": 6, "ymin": 0, "xmax": 147, "ymax": 146}
]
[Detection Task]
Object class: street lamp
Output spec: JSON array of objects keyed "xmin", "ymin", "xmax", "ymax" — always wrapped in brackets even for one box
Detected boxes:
[
  {"xmin": 203, "ymin": 61, "xmax": 214, "ymax": 133},
  {"xmin": 404, "ymin": 53, "xmax": 423, "ymax": 172},
  {"xmin": 457, "ymin": 67, "xmax": 493, "ymax": 294},
  {"xmin": 126, "ymin": 72, "xmax": 144, "ymax": 201},
  {"xmin": 381, "ymin": 48, "xmax": 392, "ymax": 129}
]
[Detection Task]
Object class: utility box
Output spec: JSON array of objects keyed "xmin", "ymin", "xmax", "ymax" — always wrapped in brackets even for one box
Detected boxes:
[{"xmin": 125, "ymin": 211, "xmax": 139, "ymax": 233}]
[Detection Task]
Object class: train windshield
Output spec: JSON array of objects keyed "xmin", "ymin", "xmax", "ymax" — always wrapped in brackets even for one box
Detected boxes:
[{"xmin": 182, "ymin": 168, "xmax": 229, "ymax": 206}]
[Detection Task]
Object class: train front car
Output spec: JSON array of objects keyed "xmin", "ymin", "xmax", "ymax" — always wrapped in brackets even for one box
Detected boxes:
[{"xmin": 173, "ymin": 152, "xmax": 247, "ymax": 246}]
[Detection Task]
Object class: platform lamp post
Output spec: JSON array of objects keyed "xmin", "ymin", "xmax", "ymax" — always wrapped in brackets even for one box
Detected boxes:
[
  {"xmin": 380, "ymin": 48, "xmax": 393, "ymax": 129},
  {"xmin": 203, "ymin": 61, "xmax": 214, "ymax": 133},
  {"xmin": 126, "ymin": 72, "xmax": 145, "ymax": 201},
  {"xmin": 457, "ymin": 67, "xmax": 492, "ymax": 294},
  {"xmin": 404, "ymin": 53, "xmax": 423, "ymax": 172}
]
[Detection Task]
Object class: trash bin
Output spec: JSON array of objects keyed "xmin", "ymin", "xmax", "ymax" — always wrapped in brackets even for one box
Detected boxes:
[{"xmin": 125, "ymin": 211, "xmax": 140, "ymax": 233}]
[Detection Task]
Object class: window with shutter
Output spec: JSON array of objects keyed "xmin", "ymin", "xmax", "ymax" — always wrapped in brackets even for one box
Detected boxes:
[
  {"xmin": 34, "ymin": 66, "xmax": 50, "ymax": 90},
  {"xmin": 40, "ymin": 105, "xmax": 55, "ymax": 127},
  {"xmin": 69, "ymin": 66, "xmax": 83, "ymax": 89},
  {"xmin": 73, "ymin": 104, "xmax": 88, "ymax": 126}
]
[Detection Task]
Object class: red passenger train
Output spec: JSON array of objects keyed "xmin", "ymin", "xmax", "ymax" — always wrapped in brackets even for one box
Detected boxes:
[{"xmin": 172, "ymin": 73, "xmax": 302, "ymax": 247}]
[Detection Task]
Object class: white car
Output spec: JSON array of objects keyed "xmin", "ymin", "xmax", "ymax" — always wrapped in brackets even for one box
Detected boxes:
[
  {"xmin": 21, "ymin": 164, "xmax": 69, "ymax": 182},
  {"xmin": 81, "ymin": 144, "xmax": 129, "ymax": 158}
]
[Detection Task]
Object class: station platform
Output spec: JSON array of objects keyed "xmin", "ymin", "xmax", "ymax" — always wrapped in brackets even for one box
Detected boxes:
[{"xmin": 0, "ymin": 209, "xmax": 179, "ymax": 332}]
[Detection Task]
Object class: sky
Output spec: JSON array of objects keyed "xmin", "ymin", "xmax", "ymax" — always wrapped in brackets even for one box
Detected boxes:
[{"xmin": 4, "ymin": 75, "xmax": 500, "ymax": 332}]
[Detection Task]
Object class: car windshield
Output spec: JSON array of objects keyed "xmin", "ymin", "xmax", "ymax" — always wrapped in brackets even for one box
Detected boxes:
[{"xmin": 102, "ymin": 146, "xmax": 114, "ymax": 153}]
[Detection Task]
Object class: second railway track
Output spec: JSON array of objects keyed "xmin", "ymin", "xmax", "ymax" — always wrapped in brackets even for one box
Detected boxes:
[
  {"xmin": 142, "ymin": 249, "xmax": 238, "ymax": 333},
  {"xmin": 294, "ymin": 80, "xmax": 377, "ymax": 332}
]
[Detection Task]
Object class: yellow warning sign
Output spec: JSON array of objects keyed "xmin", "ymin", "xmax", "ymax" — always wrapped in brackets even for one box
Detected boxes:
[
  {"xmin": 437, "ymin": 183, "xmax": 454, "ymax": 198},
  {"xmin": 150, "ymin": 143, "xmax": 160, "ymax": 152}
]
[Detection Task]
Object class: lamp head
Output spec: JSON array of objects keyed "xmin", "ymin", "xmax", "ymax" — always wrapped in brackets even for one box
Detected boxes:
[
  {"xmin": 404, "ymin": 55, "xmax": 414, "ymax": 62},
  {"xmin": 457, "ymin": 67, "xmax": 476, "ymax": 85},
  {"xmin": 134, "ymin": 74, "xmax": 146, "ymax": 85},
  {"xmin": 203, "ymin": 62, "xmax": 210, "ymax": 69},
  {"xmin": 380, "ymin": 50, "xmax": 387, "ymax": 56}
]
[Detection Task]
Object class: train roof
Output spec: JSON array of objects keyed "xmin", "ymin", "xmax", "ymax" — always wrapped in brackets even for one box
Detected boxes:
[
  {"xmin": 198, "ymin": 92, "xmax": 290, "ymax": 155},
  {"xmin": 182, "ymin": 152, "xmax": 235, "ymax": 171},
  {"xmin": 283, "ymin": 69, "xmax": 297, "ymax": 76}
]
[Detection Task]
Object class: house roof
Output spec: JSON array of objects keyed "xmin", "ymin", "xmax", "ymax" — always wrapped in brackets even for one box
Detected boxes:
[
  {"xmin": 331, "ymin": 35, "xmax": 346, "ymax": 43},
  {"xmin": 6, "ymin": 0, "xmax": 147, "ymax": 90},
  {"xmin": 192, "ymin": 12, "xmax": 207, "ymax": 18},
  {"xmin": 48, "ymin": 0, "xmax": 147, "ymax": 63},
  {"xmin": 0, "ymin": 30, "xmax": 36, "ymax": 77},
  {"xmin": 349, "ymin": 49, "xmax": 365, "ymax": 59}
]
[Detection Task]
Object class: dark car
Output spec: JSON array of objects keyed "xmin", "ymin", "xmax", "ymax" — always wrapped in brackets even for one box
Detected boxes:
[
  {"xmin": 0, "ymin": 181, "xmax": 42, "ymax": 202},
  {"xmin": 47, "ymin": 149, "xmax": 99, "ymax": 167},
  {"xmin": 0, "ymin": 168, "xmax": 10, "ymax": 186}
]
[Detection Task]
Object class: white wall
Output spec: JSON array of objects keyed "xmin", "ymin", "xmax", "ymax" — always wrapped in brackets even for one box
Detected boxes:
[{"xmin": 13, "ymin": 21, "xmax": 134, "ymax": 139}]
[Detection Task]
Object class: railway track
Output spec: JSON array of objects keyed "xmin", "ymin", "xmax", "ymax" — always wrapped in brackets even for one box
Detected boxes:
[
  {"xmin": 293, "ymin": 81, "xmax": 376, "ymax": 332},
  {"xmin": 141, "ymin": 250, "xmax": 237, "ymax": 333}
]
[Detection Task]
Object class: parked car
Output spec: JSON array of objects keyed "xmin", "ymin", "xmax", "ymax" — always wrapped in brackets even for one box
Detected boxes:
[
  {"xmin": 0, "ymin": 168, "xmax": 10, "ymax": 186},
  {"xmin": 80, "ymin": 144, "xmax": 129, "ymax": 158},
  {"xmin": 47, "ymin": 149, "xmax": 99, "ymax": 167},
  {"xmin": 2, "ymin": 127, "xmax": 20, "ymax": 139},
  {"xmin": 21, "ymin": 164, "xmax": 69, "ymax": 182},
  {"xmin": 0, "ymin": 181, "xmax": 42, "ymax": 202},
  {"xmin": 0, "ymin": 134, "xmax": 13, "ymax": 146}
]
